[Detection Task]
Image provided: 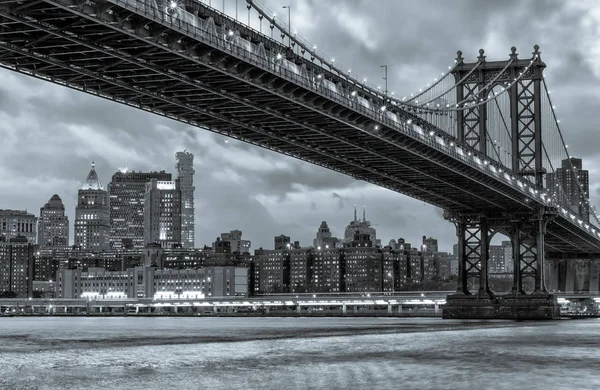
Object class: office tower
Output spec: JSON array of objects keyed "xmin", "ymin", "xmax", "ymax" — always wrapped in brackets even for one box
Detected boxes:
[
  {"xmin": 38, "ymin": 194, "xmax": 69, "ymax": 248},
  {"xmin": 343, "ymin": 206, "xmax": 380, "ymax": 247},
  {"xmin": 108, "ymin": 170, "xmax": 172, "ymax": 250},
  {"xmin": 547, "ymin": 157, "xmax": 590, "ymax": 222},
  {"xmin": 421, "ymin": 236, "xmax": 438, "ymax": 252},
  {"xmin": 176, "ymin": 151, "xmax": 195, "ymax": 248},
  {"xmin": 144, "ymin": 179, "xmax": 182, "ymax": 248},
  {"xmin": 75, "ymin": 162, "xmax": 110, "ymax": 250},
  {"xmin": 0, "ymin": 236, "xmax": 37, "ymax": 298},
  {"xmin": 489, "ymin": 245, "xmax": 505, "ymax": 273},
  {"xmin": 0, "ymin": 209, "xmax": 37, "ymax": 243},
  {"xmin": 502, "ymin": 240, "xmax": 513, "ymax": 273},
  {"xmin": 274, "ymin": 234, "xmax": 291, "ymax": 250},
  {"xmin": 313, "ymin": 221, "xmax": 339, "ymax": 248},
  {"xmin": 218, "ymin": 230, "xmax": 251, "ymax": 254}
]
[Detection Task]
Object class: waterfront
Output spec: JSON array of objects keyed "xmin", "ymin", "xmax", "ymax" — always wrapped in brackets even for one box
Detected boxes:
[{"xmin": 1, "ymin": 317, "xmax": 599, "ymax": 389}]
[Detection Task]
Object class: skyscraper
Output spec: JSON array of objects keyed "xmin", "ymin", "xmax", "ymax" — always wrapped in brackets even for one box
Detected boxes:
[
  {"xmin": 75, "ymin": 162, "xmax": 110, "ymax": 250},
  {"xmin": 546, "ymin": 157, "xmax": 590, "ymax": 222},
  {"xmin": 313, "ymin": 221, "xmax": 339, "ymax": 248},
  {"xmin": 108, "ymin": 170, "xmax": 172, "ymax": 250},
  {"xmin": 343, "ymin": 206, "xmax": 380, "ymax": 247},
  {"xmin": 176, "ymin": 151, "xmax": 195, "ymax": 248},
  {"xmin": 0, "ymin": 209, "xmax": 37, "ymax": 243},
  {"xmin": 0, "ymin": 236, "xmax": 36, "ymax": 298},
  {"xmin": 143, "ymin": 179, "xmax": 182, "ymax": 248},
  {"xmin": 38, "ymin": 194, "xmax": 69, "ymax": 248}
]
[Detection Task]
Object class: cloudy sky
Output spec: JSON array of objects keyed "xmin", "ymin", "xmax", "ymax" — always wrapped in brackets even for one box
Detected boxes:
[{"xmin": 2, "ymin": 0, "xmax": 600, "ymax": 252}]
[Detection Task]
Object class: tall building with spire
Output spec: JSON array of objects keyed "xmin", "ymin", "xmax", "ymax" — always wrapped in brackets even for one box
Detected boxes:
[
  {"xmin": 176, "ymin": 151, "xmax": 195, "ymax": 248},
  {"xmin": 75, "ymin": 162, "xmax": 110, "ymax": 250},
  {"xmin": 38, "ymin": 194, "xmax": 69, "ymax": 248},
  {"xmin": 343, "ymin": 206, "xmax": 380, "ymax": 247},
  {"xmin": 108, "ymin": 170, "xmax": 172, "ymax": 250}
]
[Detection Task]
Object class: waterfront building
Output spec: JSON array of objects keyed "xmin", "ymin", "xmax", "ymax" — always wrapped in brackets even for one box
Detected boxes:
[
  {"xmin": 176, "ymin": 151, "xmax": 195, "ymax": 249},
  {"xmin": 32, "ymin": 280, "xmax": 56, "ymax": 298},
  {"xmin": 108, "ymin": 170, "xmax": 172, "ymax": 250},
  {"xmin": 311, "ymin": 246, "xmax": 342, "ymax": 292},
  {"xmin": 343, "ymin": 245, "xmax": 382, "ymax": 293},
  {"xmin": 0, "ymin": 236, "xmax": 37, "ymax": 298},
  {"xmin": 0, "ymin": 209, "xmax": 37, "ymax": 243},
  {"xmin": 75, "ymin": 162, "xmax": 110, "ymax": 250},
  {"xmin": 38, "ymin": 194, "xmax": 69, "ymax": 249},
  {"xmin": 144, "ymin": 179, "xmax": 182, "ymax": 248},
  {"xmin": 56, "ymin": 265, "xmax": 248, "ymax": 299},
  {"xmin": 253, "ymin": 248, "xmax": 290, "ymax": 294},
  {"xmin": 289, "ymin": 248, "xmax": 313, "ymax": 293}
]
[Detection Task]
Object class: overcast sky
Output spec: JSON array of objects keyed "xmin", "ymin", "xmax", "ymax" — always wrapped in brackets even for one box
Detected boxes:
[{"xmin": 2, "ymin": 0, "xmax": 600, "ymax": 252}]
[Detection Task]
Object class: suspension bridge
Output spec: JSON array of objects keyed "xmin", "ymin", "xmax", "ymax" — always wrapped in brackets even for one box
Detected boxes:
[{"xmin": 0, "ymin": 0, "xmax": 598, "ymax": 318}]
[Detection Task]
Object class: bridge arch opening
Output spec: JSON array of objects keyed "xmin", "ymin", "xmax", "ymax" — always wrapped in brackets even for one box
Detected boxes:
[{"xmin": 487, "ymin": 231, "xmax": 514, "ymax": 294}]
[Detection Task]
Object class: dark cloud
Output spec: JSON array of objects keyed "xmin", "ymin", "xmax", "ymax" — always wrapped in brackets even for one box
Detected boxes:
[{"xmin": 1, "ymin": 0, "xmax": 600, "ymax": 251}]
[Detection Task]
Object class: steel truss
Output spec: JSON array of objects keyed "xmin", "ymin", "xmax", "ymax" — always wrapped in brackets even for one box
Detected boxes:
[
  {"xmin": 0, "ymin": 0, "xmax": 598, "ymax": 255},
  {"xmin": 453, "ymin": 47, "xmax": 545, "ymax": 184},
  {"xmin": 446, "ymin": 208, "xmax": 557, "ymax": 295}
]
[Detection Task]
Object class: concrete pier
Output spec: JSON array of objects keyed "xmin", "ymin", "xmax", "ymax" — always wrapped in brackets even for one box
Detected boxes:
[{"xmin": 442, "ymin": 293, "xmax": 561, "ymax": 320}]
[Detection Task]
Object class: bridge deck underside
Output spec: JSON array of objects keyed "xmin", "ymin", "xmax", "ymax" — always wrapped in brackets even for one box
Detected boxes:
[{"xmin": 1, "ymin": 0, "xmax": 599, "ymax": 254}]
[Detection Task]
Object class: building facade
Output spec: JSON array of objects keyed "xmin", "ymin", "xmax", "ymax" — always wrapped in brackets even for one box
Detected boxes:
[
  {"xmin": 217, "ymin": 230, "xmax": 251, "ymax": 254},
  {"xmin": 0, "ymin": 209, "xmax": 37, "ymax": 243},
  {"xmin": 108, "ymin": 170, "xmax": 172, "ymax": 250},
  {"xmin": 313, "ymin": 221, "xmax": 339, "ymax": 248},
  {"xmin": 0, "ymin": 236, "xmax": 37, "ymax": 298},
  {"xmin": 547, "ymin": 157, "xmax": 590, "ymax": 222},
  {"xmin": 343, "ymin": 206, "xmax": 380, "ymax": 247},
  {"xmin": 38, "ymin": 194, "xmax": 69, "ymax": 249},
  {"xmin": 75, "ymin": 163, "xmax": 110, "ymax": 250},
  {"xmin": 56, "ymin": 265, "xmax": 248, "ymax": 299},
  {"xmin": 144, "ymin": 179, "xmax": 182, "ymax": 248},
  {"xmin": 176, "ymin": 151, "xmax": 195, "ymax": 249}
]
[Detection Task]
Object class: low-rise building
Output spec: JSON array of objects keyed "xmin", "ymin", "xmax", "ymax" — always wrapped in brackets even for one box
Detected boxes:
[{"xmin": 56, "ymin": 266, "xmax": 249, "ymax": 299}]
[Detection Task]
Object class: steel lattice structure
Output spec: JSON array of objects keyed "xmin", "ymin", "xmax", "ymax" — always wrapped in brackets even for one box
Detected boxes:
[{"xmin": 0, "ymin": 0, "xmax": 599, "ymax": 303}]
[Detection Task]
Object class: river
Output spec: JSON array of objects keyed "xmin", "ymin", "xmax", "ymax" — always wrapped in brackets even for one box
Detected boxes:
[{"xmin": 0, "ymin": 317, "xmax": 598, "ymax": 389}]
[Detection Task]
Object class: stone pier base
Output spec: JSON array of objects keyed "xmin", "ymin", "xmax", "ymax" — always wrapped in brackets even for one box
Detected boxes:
[{"xmin": 442, "ymin": 293, "xmax": 560, "ymax": 320}]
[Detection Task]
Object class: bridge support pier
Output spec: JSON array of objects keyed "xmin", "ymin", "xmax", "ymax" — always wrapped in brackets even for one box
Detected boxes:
[{"xmin": 443, "ymin": 210, "xmax": 560, "ymax": 319}]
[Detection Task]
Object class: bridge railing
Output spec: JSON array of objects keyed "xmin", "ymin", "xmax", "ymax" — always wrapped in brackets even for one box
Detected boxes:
[{"xmin": 105, "ymin": 0, "xmax": 599, "ymax": 236}]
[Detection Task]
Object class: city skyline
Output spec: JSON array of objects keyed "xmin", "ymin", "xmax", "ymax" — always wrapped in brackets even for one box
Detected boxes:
[{"xmin": 2, "ymin": 0, "xmax": 600, "ymax": 253}]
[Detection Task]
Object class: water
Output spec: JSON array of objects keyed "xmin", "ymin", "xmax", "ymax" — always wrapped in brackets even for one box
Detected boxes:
[{"xmin": 1, "ymin": 317, "xmax": 599, "ymax": 390}]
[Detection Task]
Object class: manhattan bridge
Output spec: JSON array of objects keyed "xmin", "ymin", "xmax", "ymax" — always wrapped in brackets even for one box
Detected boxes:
[{"xmin": 1, "ymin": 0, "xmax": 598, "ymax": 318}]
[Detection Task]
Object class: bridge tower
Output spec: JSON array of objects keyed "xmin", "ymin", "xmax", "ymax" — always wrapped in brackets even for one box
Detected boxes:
[
  {"xmin": 444, "ymin": 47, "xmax": 560, "ymax": 319},
  {"xmin": 452, "ymin": 46, "xmax": 546, "ymax": 186}
]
